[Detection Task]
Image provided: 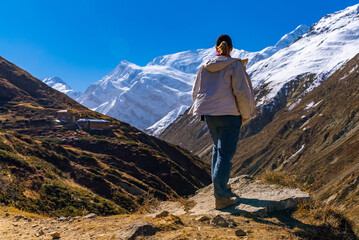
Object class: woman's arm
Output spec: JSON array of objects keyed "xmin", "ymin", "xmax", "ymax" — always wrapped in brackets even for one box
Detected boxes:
[
  {"xmin": 192, "ymin": 66, "xmax": 203, "ymax": 102},
  {"xmin": 231, "ymin": 61, "xmax": 255, "ymax": 120}
]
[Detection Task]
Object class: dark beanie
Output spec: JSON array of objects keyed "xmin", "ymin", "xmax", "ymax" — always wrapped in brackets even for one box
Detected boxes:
[{"xmin": 216, "ymin": 34, "xmax": 232, "ymax": 47}]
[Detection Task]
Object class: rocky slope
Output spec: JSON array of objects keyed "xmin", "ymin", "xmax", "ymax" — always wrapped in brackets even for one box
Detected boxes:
[{"xmin": 0, "ymin": 56, "xmax": 211, "ymax": 216}]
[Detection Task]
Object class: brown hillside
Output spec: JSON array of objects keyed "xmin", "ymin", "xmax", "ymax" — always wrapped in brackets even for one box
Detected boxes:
[{"xmin": 0, "ymin": 56, "xmax": 211, "ymax": 216}]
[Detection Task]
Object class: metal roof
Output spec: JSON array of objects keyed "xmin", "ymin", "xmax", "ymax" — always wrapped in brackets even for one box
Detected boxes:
[{"xmin": 77, "ymin": 119, "xmax": 110, "ymax": 123}]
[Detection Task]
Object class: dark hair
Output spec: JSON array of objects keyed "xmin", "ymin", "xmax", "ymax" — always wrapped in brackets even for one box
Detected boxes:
[{"xmin": 216, "ymin": 34, "xmax": 232, "ymax": 48}]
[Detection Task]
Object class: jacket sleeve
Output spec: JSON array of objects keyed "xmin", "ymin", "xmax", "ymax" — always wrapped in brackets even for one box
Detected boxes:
[
  {"xmin": 192, "ymin": 67, "xmax": 202, "ymax": 102},
  {"xmin": 188, "ymin": 67, "xmax": 202, "ymax": 115},
  {"xmin": 231, "ymin": 61, "xmax": 255, "ymax": 119}
]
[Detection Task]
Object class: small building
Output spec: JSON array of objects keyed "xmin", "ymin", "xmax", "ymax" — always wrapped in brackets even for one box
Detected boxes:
[
  {"xmin": 57, "ymin": 110, "xmax": 76, "ymax": 123},
  {"xmin": 76, "ymin": 119, "xmax": 111, "ymax": 130}
]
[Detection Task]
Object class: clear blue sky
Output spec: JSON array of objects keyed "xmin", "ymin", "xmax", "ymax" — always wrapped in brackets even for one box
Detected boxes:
[{"xmin": 0, "ymin": 0, "xmax": 358, "ymax": 92}]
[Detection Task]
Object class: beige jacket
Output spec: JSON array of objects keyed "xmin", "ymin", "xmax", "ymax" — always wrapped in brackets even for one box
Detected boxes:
[{"xmin": 189, "ymin": 56, "xmax": 255, "ymax": 119}]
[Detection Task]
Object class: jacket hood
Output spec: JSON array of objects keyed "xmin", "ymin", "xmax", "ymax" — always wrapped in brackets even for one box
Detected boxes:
[{"xmin": 203, "ymin": 56, "xmax": 238, "ymax": 72}]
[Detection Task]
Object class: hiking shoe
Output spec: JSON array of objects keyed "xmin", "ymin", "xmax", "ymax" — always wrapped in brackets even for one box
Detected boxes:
[
  {"xmin": 215, "ymin": 196, "xmax": 238, "ymax": 210},
  {"xmin": 227, "ymin": 184, "xmax": 231, "ymax": 190}
]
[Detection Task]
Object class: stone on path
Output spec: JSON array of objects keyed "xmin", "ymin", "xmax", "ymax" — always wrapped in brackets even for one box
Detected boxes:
[
  {"xmin": 195, "ymin": 215, "xmax": 210, "ymax": 222},
  {"xmin": 83, "ymin": 213, "xmax": 97, "ymax": 219},
  {"xmin": 235, "ymin": 229, "xmax": 247, "ymax": 236},
  {"xmin": 114, "ymin": 222, "xmax": 157, "ymax": 240},
  {"xmin": 35, "ymin": 230, "xmax": 44, "ymax": 237},
  {"xmin": 155, "ymin": 211, "xmax": 169, "ymax": 218},
  {"xmin": 210, "ymin": 215, "xmax": 237, "ymax": 228},
  {"xmin": 49, "ymin": 231, "xmax": 60, "ymax": 238}
]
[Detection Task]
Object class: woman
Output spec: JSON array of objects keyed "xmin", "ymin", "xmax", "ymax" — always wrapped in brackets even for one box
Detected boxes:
[{"xmin": 189, "ymin": 34, "xmax": 255, "ymax": 210}]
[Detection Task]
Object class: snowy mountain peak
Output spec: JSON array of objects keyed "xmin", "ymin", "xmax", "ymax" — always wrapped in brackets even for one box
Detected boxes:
[
  {"xmin": 248, "ymin": 3, "xmax": 359, "ymax": 106},
  {"xmin": 43, "ymin": 76, "xmax": 69, "ymax": 87},
  {"xmin": 42, "ymin": 77, "xmax": 81, "ymax": 99},
  {"xmin": 257, "ymin": 24, "xmax": 309, "ymax": 61},
  {"xmin": 273, "ymin": 24, "xmax": 309, "ymax": 49},
  {"xmin": 308, "ymin": 4, "xmax": 359, "ymax": 37}
]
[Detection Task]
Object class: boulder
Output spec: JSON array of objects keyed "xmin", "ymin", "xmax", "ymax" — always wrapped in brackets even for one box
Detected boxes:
[
  {"xmin": 210, "ymin": 215, "xmax": 237, "ymax": 228},
  {"xmin": 235, "ymin": 229, "xmax": 247, "ymax": 236},
  {"xmin": 114, "ymin": 222, "xmax": 157, "ymax": 240},
  {"xmin": 189, "ymin": 175, "xmax": 310, "ymax": 217}
]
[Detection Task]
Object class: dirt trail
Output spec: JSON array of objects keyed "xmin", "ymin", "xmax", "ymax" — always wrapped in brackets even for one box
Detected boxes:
[{"xmin": 0, "ymin": 206, "xmax": 301, "ymax": 240}]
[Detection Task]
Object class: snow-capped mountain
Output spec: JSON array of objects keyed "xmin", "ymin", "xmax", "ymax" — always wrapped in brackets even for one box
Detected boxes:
[
  {"xmin": 77, "ymin": 24, "xmax": 308, "ymax": 134},
  {"xmin": 43, "ymin": 77, "xmax": 82, "ymax": 99},
  {"xmin": 248, "ymin": 4, "xmax": 359, "ymax": 107},
  {"xmin": 147, "ymin": 24, "xmax": 309, "ymax": 72},
  {"xmin": 76, "ymin": 62, "xmax": 194, "ymax": 130}
]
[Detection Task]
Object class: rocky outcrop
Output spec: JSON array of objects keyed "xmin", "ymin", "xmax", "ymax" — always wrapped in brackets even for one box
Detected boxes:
[{"xmin": 150, "ymin": 175, "xmax": 310, "ymax": 217}]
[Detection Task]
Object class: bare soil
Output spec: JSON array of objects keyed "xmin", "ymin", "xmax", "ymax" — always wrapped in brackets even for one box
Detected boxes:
[{"xmin": 1, "ymin": 204, "xmax": 357, "ymax": 240}]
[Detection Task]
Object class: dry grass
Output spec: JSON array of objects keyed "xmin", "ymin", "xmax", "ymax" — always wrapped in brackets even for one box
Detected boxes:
[
  {"xmin": 260, "ymin": 170, "xmax": 303, "ymax": 190},
  {"xmin": 293, "ymin": 199, "xmax": 358, "ymax": 239},
  {"xmin": 135, "ymin": 192, "xmax": 161, "ymax": 214},
  {"xmin": 0, "ymin": 206, "xmax": 47, "ymax": 219},
  {"xmin": 17, "ymin": 102, "xmax": 44, "ymax": 109}
]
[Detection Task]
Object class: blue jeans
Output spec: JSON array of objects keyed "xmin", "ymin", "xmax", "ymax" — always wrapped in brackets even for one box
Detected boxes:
[{"xmin": 204, "ymin": 115, "xmax": 242, "ymax": 199}]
